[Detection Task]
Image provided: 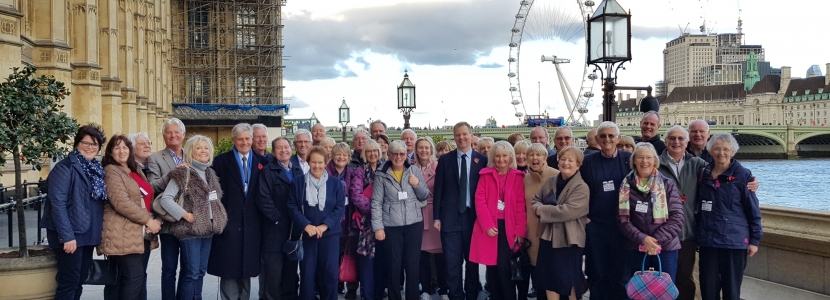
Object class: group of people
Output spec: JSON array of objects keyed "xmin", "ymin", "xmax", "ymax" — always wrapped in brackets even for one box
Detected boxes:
[{"xmin": 41, "ymin": 111, "xmax": 761, "ymax": 300}]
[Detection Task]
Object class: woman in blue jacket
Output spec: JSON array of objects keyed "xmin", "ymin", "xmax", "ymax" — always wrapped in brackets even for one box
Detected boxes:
[
  {"xmin": 696, "ymin": 133, "xmax": 762, "ymax": 300},
  {"xmin": 288, "ymin": 146, "xmax": 346, "ymax": 300},
  {"xmin": 41, "ymin": 124, "xmax": 107, "ymax": 300}
]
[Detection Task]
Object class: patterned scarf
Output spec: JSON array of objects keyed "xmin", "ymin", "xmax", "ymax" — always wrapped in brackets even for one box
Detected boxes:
[
  {"xmin": 305, "ymin": 171, "xmax": 328, "ymax": 211},
  {"xmin": 72, "ymin": 149, "xmax": 107, "ymax": 201},
  {"xmin": 618, "ymin": 168, "xmax": 668, "ymax": 224}
]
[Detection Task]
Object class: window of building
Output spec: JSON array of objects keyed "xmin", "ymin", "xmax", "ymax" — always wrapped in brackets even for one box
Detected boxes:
[
  {"xmin": 237, "ymin": 76, "xmax": 257, "ymax": 104},
  {"xmin": 189, "ymin": 75, "xmax": 209, "ymax": 103},
  {"xmin": 188, "ymin": 8, "xmax": 209, "ymax": 49},
  {"xmin": 236, "ymin": 8, "xmax": 257, "ymax": 48}
]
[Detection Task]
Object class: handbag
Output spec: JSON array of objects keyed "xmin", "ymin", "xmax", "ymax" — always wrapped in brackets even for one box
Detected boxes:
[
  {"xmin": 509, "ymin": 239, "xmax": 531, "ymax": 281},
  {"xmin": 85, "ymin": 256, "xmax": 118, "ymax": 285},
  {"xmin": 339, "ymin": 239, "xmax": 358, "ymax": 282},
  {"xmin": 284, "ymin": 203, "xmax": 304, "ymax": 261},
  {"xmin": 152, "ymin": 168, "xmax": 190, "ymax": 222},
  {"xmin": 626, "ymin": 253, "xmax": 679, "ymax": 300}
]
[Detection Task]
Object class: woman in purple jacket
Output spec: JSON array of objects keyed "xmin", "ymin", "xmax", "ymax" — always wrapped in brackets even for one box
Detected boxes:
[{"xmin": 617, "ymin": 143, "xmax": 684, "ymax": 283}]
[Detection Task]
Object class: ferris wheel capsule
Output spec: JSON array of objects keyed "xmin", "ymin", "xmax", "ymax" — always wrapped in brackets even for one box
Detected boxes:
[
  {"xmin": 508, "ymin": 57, "xmax": 516, "ymax": 62},
  {"xmin": 508, "ymin": 73, "xmax": 516, "ymax": 78},
  {"xmin": 588, "ymin": 72, "xmax": 598, "ymax": 80},
  {"xmin": 515, "ymin": 112, "xmax": 524, "ymax": 118},
  {"xmin": 585, "ymin": 0, "xmax": 595, "ymax": 7},
  {"xmin": 509, "ymin": 87, "xmax": 518, "ymax": 92},
  {"xmin": 511, "ymin": 99, "xmax": 520, "ymax": 105},
  {"xmin": 583, "ymin": 92, "xmax": 594, "ymax": 98},
  {"xmin": 578, "ymin": 108, "xmax": 589, "ymax": 114}
]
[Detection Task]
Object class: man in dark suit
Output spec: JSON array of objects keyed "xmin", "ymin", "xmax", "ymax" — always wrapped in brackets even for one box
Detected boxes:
[
  {"xmin": 252, "ymin": 123, "xmax": 272, "ymax": 159},
  {"xmin": 257, "ymin": 136, "xmax": 304, "ymax": 300},
  {"xmin": 433, "ymin": 122, "xmax": 488, "ymax": 300},
  {"xmin": 291, "ymin": 128, "xmax": 312, "ymax": 174},
  {"xmin": 209, "ymin": 123, "xmax": 263, "ymax": 300}
]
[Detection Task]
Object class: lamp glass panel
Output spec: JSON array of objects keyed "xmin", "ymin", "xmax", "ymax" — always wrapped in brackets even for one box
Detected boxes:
[
  {"xmin": 402, "ymin": 91, "xmax": 412, "ymax": 107},
  {"xmin": 589, "ymin": 17, "xmax": 605, "ymax": 61},
  {"xmin": 607, "ymin": 16, "xmax": 629, "ymax": 59}
]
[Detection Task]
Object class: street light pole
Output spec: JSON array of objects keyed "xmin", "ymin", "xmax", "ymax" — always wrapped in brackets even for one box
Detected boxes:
[
  {"xmin": 339, "ymin": 98, "xmax": 350, "ymax": 143},
  {"xmin": 397, "ymin": 70, "xmax": 416, "ymax": 129}
]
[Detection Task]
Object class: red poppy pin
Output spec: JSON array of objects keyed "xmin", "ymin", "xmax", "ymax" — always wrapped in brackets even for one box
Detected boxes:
[
  {"xmin": 258, "ymin": 163, "xmax": 263, "ymax": 170},
  {"xmin": 680, "ymin": 195, "xmax": 686, "ymax": 203},
  {"xmin": 473, "ymin": 158, "xmax": 480, "ymax": 164},
  {"xmin": 727, "ymin": 176, "xmax": 735, "ymax": 182}
]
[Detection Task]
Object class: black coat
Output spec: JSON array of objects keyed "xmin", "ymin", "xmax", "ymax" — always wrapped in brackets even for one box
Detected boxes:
[
  {"xmin": 432, "ymin": 149, "xmax": 488, "ymax": 232},
  {"xmin": 207, "ymin": 149, "xmax": 264, "ymax": 279},
  {"xmin": 257, "ymin": 155, "xmax": 304, "ymax": 253}
]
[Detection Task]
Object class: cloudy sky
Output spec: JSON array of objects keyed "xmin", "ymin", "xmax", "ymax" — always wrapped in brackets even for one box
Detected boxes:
[{"xmin": 281, "ymin": 0, "xmax": 829, "ymax": 128}]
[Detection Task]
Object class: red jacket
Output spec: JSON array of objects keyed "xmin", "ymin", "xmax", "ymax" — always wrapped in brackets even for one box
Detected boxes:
[{"xmin": 470, "ymin": 167, "xmax": 527, "ymax": 266}]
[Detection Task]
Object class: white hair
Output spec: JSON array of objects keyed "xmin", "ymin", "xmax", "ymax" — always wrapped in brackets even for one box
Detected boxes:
[
  {"xmin": 597, "ymin": 121, "xmax": 620, "ymax": 136},
  {"xmin": 162, "ymin": 118, "xmax": 186, "ymax": 134},
  {"xmin": 631, "ymin": 142, "xmax": 659, "ymax": 169},
  {"xmin": 487, "ymin": 141, "xmax": 517, "ymax": 169},
  {"xmin": 231, "ymin": 123, "xmax": 253, "ymax": 139},
  {"xmin": 689, "ymin": 119, "xmax": 710, "ymax": 132},
  {"xmin": 401, "ymin": 128, "xmax": 417, "ymax": 139},
  {"xmin": 252, "ymin": 123, "xmax": 268, "ymax": 132},
  {"xmin": 666, "ymin": 125, "xmax": 689, "ymax": 142},
  {"xmin": 184, "ymin": 135, "xmax": 214, "ymax": 165},
  {"xmin": 706, "ymin": 133, "xmax": 740, "ymax": 156},
  {"xmin": 353, "ymin": 129, "xmax": 369, "ymax": 141},
  {"xmin": 531, "ymin": 126, "xmax": 549, "ymax": 138},
  {"xmin": 128, "ymin": 132, "xmax": 150, "ymax": 145},
  {"xmin": 389, "ymin": 140, "xmax": 408, "ymax": 154},
  {"xmin": 642, "ymin": 110, "xmax": 662, "ymax": 124},
  {"xmin": 321, "ymin": 136, "xmax": 336, "ymax": 146},
  {"xmin": 294, "ymin": 128, "xmax": 312, "ymax": 141},
  {"xmin": 554, "ymin": 126, "xmax": 573, "ymax": 137}
]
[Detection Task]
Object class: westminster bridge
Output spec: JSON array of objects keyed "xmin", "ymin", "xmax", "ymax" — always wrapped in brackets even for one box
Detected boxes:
[{"xmin": 301, "ymin": 125, "xmax": 830, "ymax": 159}]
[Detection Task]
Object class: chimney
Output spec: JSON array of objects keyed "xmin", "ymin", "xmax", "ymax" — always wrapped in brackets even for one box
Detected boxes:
[
  {"xmin": 778, "ymin": 66, "xmax": 791, "ymax": 95},
  {"xmin": 826, "ymin": 63, "xmax": 830, "ymax": 86}
]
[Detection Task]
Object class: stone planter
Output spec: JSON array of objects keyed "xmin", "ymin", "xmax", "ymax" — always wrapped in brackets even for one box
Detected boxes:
[{"xmin": 0, "ymin": 246, "xmax": 57, "ymax": 300}]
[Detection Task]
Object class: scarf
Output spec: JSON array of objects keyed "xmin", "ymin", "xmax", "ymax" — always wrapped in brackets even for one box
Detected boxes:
[
  {"xmin": 72, "ymin": 149, "xmax": 107, "ymax": 201},
  {"xmin": 618, "ymin": 168, "xmax": 668, "ymax": 224},
  {"xmin": 306, "ymin": 171, "xmax": 328, "ymax": 211}
]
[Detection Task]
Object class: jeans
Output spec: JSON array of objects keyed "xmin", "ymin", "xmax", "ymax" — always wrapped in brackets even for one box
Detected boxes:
[
  {"xmin": 160, "ymin": 233, "xmax": 182, "ymax": 300},
  {"xmin": 53, "ymin": 245, "xmax": 94, "ymax": 300},
  {"xmin": 358, "ymin": 254, "xmax": 375, "ymax": 300},
  {"xmin": 178, "ymin": 237, "xmax": 212, "ymax": 300}
]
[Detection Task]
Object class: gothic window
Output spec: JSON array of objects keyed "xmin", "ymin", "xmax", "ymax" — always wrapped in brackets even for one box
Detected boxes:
[
  {"xmin": 236, "ymin": 8, "xmax": 257, "ymax": 48},
  {"xmin": 189, "ymin": 75, "xmax": 209, "ymax": 103},
  {"xmin": 188, "ymin": 9, "xmax": 209, "ymax": 49},
  {"xmin": 237, "ymin": 76, "xmax": 257, "ymax": 104}
]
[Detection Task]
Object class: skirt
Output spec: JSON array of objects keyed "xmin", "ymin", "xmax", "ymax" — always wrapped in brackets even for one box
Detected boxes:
[{"xmin": 534, "ymin": 239, "xmax": 584, "ymax": 297}]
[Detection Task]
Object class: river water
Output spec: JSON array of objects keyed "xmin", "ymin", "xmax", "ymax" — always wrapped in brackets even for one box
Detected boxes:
[{"xmin": 741, "ymin": 159, "xmax": 830, "ymax": 211}]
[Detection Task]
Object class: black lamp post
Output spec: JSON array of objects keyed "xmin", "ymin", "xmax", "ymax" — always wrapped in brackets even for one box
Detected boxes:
[
  {"xmin": 587, "ymin": 0, "xmax": 658, "ymax": 122},
  {"xmin": 339, "ymin": 98, "xmax": 350, "ymax": 143},
  {"xmin": 397, "ymin": 70, "xmax": 416, "ymax": 129}
]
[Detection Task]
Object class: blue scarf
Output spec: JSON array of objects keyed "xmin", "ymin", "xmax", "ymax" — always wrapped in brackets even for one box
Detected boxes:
[{"xmin": 72, "ymin": 150, "xmax": 107, "ymax": 201}]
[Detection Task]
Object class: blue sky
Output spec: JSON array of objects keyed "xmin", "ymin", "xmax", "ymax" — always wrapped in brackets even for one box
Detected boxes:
[{"xmin": 281, "ymin": 0, "xmax": 829, "ymax": 128}]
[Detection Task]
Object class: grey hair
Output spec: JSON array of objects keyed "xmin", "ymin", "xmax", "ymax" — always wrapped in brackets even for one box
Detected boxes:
[
  {"xmin": 415, "ymin": 137, "xmax": 437, "ymax": 164},
  {"xmin": 353, "ymin": 129, "xmax": 369, "ymax": 141},
  {"xmin": 401, "ymin": 128, "xmax": 417, "ymax": 139},
  {"xmin": 231, "ymin": 123, "xmax": 253, "ymax": 139},
  {"xmin": 128, "ymin": 132, "xmax": 150, "ymax": 145},
  {"xmin": 294, "ymin": 128, "xmax": 312, "ymax": 141},
  {"xmin": 554, "ymin": 126, "xmax": 573, "ymax": 137},
  {"xmin": 331, "ymin": 142, "xmax": 351, "ymax": 157},
  {"xmin": 321, "ymin": 136, "xmax": 336, "ymax": 146},
  {"xmin": 487, "ymin": 141, "xmax": 517, "ymax": 169},
  {"xmin": 388, "ymin": 140, "xmax": 408, "ymax": 154},
  {"xmin": 184, "ymin": 135, "xmax": 214, "ymax": 165},
  {"xmin": 527, "ymin": 143, "xmax": 549, "ymax": 158},
  {"xmin": 477, "ymin": 137, "xmax": 494, "ymax": 151},
  {"xmin": 370, "ymin": 120, "xmax": 387, "ymax": 130},
  {"xmin": 531, "ymin": 126, "xmax": 549, "ymax": 138},
  {"xmin": 252, "ymin": 123, "xmax": 268, "ymax": 133},
  {"xmin": 689, "ymin": 119, "xmax": 710, "ymax": 132},
  {"xmin": 162, "ymin": 118, "xmax": 186, "ymax": 134},
  {"xmin": 311, "ymin": 123, "xmax": 325, "ymax": 130},
  {"xmin": 597, "ymin": 121, "xmax": 621, "ymax": 136},
  {"xmin": 513, "ymin": 140, "xmax": 530, "ymax": 155},
  {"xmin": 631, "ymin": 142, "xmax": 659, "ymax": 169},
  {"xmin": 642, "ymin": 110, "xmax": 662, "ymax": 124},
  {"xmin": 362, "ymin": 139, "xmax": 381, "ymax": 161},
  {"xmin": 706, "ymin": 133, "xmax": 739, "ymax": 156},
  {"xmin": 666, "ymin": 125, "xmax": 689, "ymax": 142}
]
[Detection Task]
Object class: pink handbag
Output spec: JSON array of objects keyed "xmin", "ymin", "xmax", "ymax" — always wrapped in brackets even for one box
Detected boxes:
[{"xmin": 626, "ymin": 254, "xmax": 679, "ymax": 300}]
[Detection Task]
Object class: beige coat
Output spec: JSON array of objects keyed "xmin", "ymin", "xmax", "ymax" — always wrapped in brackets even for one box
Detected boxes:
[
  {"xmin": 523, "ymin": 166, "xmax": 559, "ymax": 265},
  {"xmin": 531, "ymin": 171, "xmax": 589, "ymax": 249},
  {"xmin": 99, "ymin": 164, "xmax": 155, "ymax": 256}
]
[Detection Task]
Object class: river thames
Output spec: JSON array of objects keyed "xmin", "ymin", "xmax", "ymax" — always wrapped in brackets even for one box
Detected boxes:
[{"xmin": 741, "ymin": 158, "xmax": 830, "ymax": 211}]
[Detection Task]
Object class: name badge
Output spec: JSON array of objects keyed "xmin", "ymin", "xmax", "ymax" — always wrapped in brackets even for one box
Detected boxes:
[
  {"xmin": 398, "ymin": 192, "xmax": 408, "ymax": 200},
  {"xmin": 603, "ymin": 180, "xmax": 615, "ymax": 192},
  {"xmin": 701, "ymin": 200, "xmax": 713, "ymax": 212},
  {"xmin": 345, "ymin": 197, "xmax": 349, "ymax": 205},
  {"xmin": 209, "ymin": 191, "xmax": 218, "ymax": 201},
  {"xmin": 497, "ymin": 200, "xmax": 505, "ymax": 211},
  {"xmin": 635, "ymin": 201, "xmax": 649, "ymax": 213},
  {"xmin": 139, "ymin": 187, "xmax": 149, "ymax": 196}
]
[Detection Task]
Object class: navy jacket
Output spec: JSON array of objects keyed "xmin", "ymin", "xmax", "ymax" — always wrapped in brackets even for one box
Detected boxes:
[
  {"xmin": 580, "ymin": 150, "xmax": 632, "ymax": 227},
  {"xmin": 695, "ymin": 159, "xmax": 762, "ymax": 249},
  {"xmin": 208, "ymin": 150, "xmax": 264, "ymax": 279},
  {"xmin": 636, "ymin": 134, "xmax": 667, "ymax": 156},
  {"xmin": 257, "ymin": 155, "xmax": 304, "ymax": 253},
  {"xmin": 41, "ymin": 156, "xmax": 105, "ymax": 248},
  {"xmin": 288, "ymin": 173, "xmax": 346, "ymax": 238},
  {"xmin": 432, "ymin": 149, "xmax": 488, "ymax": 232}
]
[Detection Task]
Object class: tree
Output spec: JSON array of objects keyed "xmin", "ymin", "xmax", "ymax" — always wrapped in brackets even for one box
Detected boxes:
[
  {"xmin": 0, "ymin": 66, "xmax": 77, "ymax": 257},
  {"xmin": 214, "ymin": 138, "xmax": 233, "ymax": 156}
]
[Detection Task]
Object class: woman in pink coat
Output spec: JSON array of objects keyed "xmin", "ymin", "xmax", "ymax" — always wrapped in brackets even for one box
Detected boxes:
[
  {"xmin": 414, "ymin": 137, "xmax": 449, "ymax": 298},
  {"xmin": 470, "ymin": 141, "xmax": 527, "ymax": 300}
]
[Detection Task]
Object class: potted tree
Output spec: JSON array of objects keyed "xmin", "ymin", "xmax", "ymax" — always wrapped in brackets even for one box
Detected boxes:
[{"xmin": 0, "ymin": 66, "xmax": 78, "ymax": 299}]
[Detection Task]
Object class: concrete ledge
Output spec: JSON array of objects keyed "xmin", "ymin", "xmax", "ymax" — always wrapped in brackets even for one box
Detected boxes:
[{"xmin": 742, "ymin": 276, "xmax": 830, "ymax": 300}]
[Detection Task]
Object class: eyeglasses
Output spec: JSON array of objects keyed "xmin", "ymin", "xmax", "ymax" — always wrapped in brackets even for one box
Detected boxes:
[
  {"xmin": 136, "ymin": 141, "xmax": 153, "ymax": 146},
  {"xmin": 79, "ymin": 141, "xmax": 99, "ymax": 148},
  {"xmin": 390, "ymin": 153, "xmax": 407, "ymax": 157},
  {"xmin": 554, "ymin": 136, "xmax": 573, "ymax": 141},
  {"xmin": 666, "ymin": 136, "xmax": 686, "ymax": 142},
  {"xmin": 598, "ymin": 134, "xmax": 617, "ymax": 139}
]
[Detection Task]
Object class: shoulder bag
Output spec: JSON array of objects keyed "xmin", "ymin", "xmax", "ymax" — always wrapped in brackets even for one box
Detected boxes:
[{"xmin": 284, "ymin": 202, "xmax": 304, "ymax": 261}]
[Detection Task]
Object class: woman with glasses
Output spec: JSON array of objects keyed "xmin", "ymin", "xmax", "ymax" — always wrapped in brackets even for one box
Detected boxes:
[
  {"xmin": 616, "ymin": 136, "xmax": 636, "ymax": 153},
  {"xmin": 42, "ymin": 124, "xmax": 107, "ymax": 300},
  {"xmin": 372, "ymin": 140, "xmax": 430, "ymax": 300}
]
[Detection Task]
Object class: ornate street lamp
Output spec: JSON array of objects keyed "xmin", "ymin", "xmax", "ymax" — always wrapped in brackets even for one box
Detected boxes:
[
  {"xmin": 587, "ymin": 0, "xmax": 658, "ymax": 121},
  {"xmin": 339, "ymin": 98, "xmax": 350, "ymax": 142},
  {"xmin": 397, "ymin": 70, "xmax": 416, "ymax": 129}
]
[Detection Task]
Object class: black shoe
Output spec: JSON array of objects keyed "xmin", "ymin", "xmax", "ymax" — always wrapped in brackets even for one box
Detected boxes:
[
  {"xmin": 527, "ymin": 287, "xmax": 537, "ymax": 298},
  {"xmin": 345, "ymin": 289, "xmax": 357, "ymax": 299}
]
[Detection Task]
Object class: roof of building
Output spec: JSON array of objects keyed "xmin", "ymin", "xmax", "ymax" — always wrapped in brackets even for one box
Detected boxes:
[
  {"xmin": 785, "ymin": 76, "xmax": 829, "ymax": 96},
  {"xmin": 664, "ymin": 83, "xmax": 745, "ymax": 103},
  {"xmin": 748, "ymin": 75, "xmax": 780, "ymax": 94}
]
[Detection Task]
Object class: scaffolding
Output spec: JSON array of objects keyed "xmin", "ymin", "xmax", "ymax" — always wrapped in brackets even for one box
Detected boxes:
[{"xmin": 171, "ymin": 0, "xmax": 285, "ymax": 106}]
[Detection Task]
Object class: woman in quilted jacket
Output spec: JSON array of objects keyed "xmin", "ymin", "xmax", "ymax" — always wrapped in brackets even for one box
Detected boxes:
[
  {"xmin": 158, "ymin": 135, "xmax": 228, "ymax": 300},
  {"xmin": 100, "ymin": 134, "xmax": 162, "ymax": 300}
]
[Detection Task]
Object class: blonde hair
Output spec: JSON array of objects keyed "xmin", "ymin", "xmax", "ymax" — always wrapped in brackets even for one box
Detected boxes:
[
  {"xmin": 527, "ymin": 143, "xmax": 549, "ymax": 158},
  {"xmin": 513, "ymin": 140, "xmax": 530, "ymax": 156},
  {"xmin": 415, "ymin": 137, "xmax": 437, "ymax": 164},
  {"xmin": 487, "ymin": 141, "xmax": 517, "ymax": 169},
  {"xmin": 362, "ymin": 139, "xmax": 381, "ymax": 161},
  {"xmin": 618, "ymin": 135, "xmax": 636, "ymax": 147},
  {"xmin": 184, "ymin": 135, "xmax": 215, "ymax": 165},
  {"xmin": 477, "ymin": 137, "xmax": 495, "ymax": 152},
  {"xmin": 556, "ymin": 146, "xmax": 584, "ymax": 166},
  {"xmin": 331, "ymin": 142, "xmax": 351, "ymax": 157}
]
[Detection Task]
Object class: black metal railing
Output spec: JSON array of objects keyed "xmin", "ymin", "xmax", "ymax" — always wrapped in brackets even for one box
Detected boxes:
[{"xmin": 0, "ymin": 178, "xmax": 48, "ymax": 248}]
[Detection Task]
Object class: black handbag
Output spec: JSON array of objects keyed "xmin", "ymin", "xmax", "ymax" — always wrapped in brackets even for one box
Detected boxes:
[
  {"xmin": 85, "ymin": 256, "xmax": 119, "ymax": 285},
  {"xmin": 284, "ymin": 204, "xmax": 304, "ymax": 261},
  {"xmin": 509, "ymin": 239, "xmax": 531, "ymax": 281}
]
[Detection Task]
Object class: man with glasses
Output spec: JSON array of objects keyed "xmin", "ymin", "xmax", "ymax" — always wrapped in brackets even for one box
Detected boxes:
[
  {"xmin": 530, "ymin": 127, "xmax": 555, "ymax": 157},
  {"xmin": 546, "ymin": 126, "xmax": 574, "ymax": 169},
  {"xmin": 579, "ymin": 121, "xmax": 632, "ymax": 299},
  {"xmin": 636, "ymin": 111, "xmax": 667, "ymax": 155},
  {"xmin": 292, "ymin": 129, "xmax": 312, "ymax": 174},
  {"xmin": 350, "ymin": 130, "xmax": 370, "ymax": 165}
]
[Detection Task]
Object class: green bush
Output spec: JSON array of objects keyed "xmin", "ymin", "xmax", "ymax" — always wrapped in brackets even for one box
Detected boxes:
[{"xmin": 214, "ymin": 138, "xmax": 233, "ymax": 156}]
